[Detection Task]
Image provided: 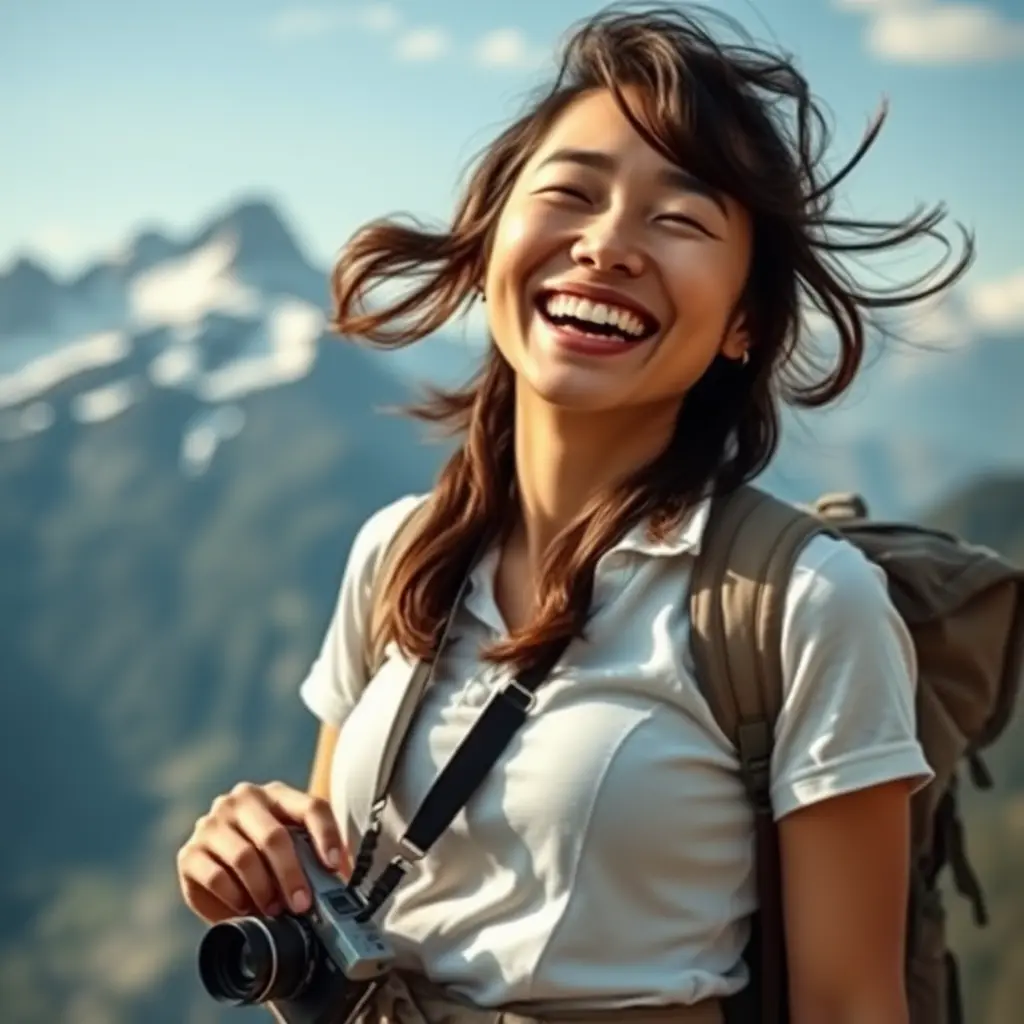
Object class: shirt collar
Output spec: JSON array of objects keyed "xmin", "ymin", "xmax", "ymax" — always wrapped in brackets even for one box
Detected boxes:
[
  {"xmin": 461, "ymin": 496, "xmax": 711, "ymax": 628},
  {"xmin": 606, "ymin": 495, "xmax": 711, "ymax": 560}
]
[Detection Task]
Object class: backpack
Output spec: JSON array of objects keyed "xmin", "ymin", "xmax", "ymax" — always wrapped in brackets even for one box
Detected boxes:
[
  {"xmin": 689, "ymin": 485, "xmax": 1024, "ymax": 1024},
  {"xmin": 364, "ymin": 485, "xmax": 1024, "ymax": 1024}
]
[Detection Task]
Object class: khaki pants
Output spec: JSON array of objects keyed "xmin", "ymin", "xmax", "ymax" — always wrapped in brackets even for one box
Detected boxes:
[{"xmin": 360, "ymin": 971, "xmax": 725, "ymax": 1024}]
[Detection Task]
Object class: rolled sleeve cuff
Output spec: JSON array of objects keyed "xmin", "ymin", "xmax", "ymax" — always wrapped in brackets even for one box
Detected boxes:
[
  {"xmin": 771, "ymin": 741, "xmax": 935, "ymax": 821},
  {"xmin": 299, "ymin": 668, "xmax": 353, "ymax": 728}
]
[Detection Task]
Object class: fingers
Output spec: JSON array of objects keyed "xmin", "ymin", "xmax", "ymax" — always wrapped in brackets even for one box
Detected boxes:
[
  {"xmin": 232, "ymin": 798, "xmax": 313, "ymax": 915},
  {"xmin": 176, "ymin": 781, "xmax": 347, "ymax": 928},
  {"xmin": 177, "ymin": 844, "xmax": 253, "ymax": 922},
  {"xmin": 263, "ymin": 781, "xmax": 346, "ymax": 876},
  {"xmin": 207, "ymin": 819, "xmax": 284, "ymax": 917}
]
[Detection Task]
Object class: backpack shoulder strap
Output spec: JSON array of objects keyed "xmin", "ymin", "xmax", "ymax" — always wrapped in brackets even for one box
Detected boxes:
[
  {"xmin": 363, "ymin": 498, "xmax": 432, "ymax": 680},
  {"xmin": 689, "ymin": 484, "xmax": 826, "ymax": 782},
  {"xmin": 688, "ymin": 483, "xmax": 827, "ymax": 1024}
]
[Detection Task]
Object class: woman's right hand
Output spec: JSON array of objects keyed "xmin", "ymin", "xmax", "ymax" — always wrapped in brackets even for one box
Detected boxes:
[{"xmin": 176, "ymin": 780, "xmax": 348, "ymax": 925}]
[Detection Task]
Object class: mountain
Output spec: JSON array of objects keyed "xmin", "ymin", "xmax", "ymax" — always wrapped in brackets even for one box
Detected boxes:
[
  {"xmin": 927, "ymin": 474, "xmax": 1024, "ymax": 565},
  {"xmin": 0, "ymin": 341, "xmax": 442, "ymax": 1022},
  {"xmin": 757, "ymin": 300, "xmax": 1024, "ymax": 518},
  {"xmin": 0, "ymin": 198, "xmax": 449, "ymax": 1023},
  {"xmin": 4, "ymin": 194, "xmax": 1023, "ymax": 521},
  {"xmin": 0, "ymin": 196, "xmax": 1022, "ymax": 1023},
  {"xmin": 0, "ymin": 257, "xmax": 66, "ymax": 336}
]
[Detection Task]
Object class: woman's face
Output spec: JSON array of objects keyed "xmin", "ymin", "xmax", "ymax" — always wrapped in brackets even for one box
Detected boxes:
[{"xmin": 484, "ymin": 88, "xmax": 754, "ymax": 413}]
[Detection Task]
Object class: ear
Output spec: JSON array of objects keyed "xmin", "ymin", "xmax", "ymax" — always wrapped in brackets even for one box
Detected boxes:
[{"xmin": 720, "ymin": 310, "xmax": 750, "ymax": 364}]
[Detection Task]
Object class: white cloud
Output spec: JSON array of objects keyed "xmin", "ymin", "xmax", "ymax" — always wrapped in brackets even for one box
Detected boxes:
[
  {"xmin": 883, "ymin": 266, "xmax": 1024, "ymax": 345},
  {"xmin": 358, "ymin": 1, "xmax": 400, "ymax": 33},
  {"xmin": 472, "ymin": 27, "xmax": 545, "ymax": 70},
  {"xmin": 805, "ymin": 266, "xmax": 1024, "ymax": 349},
  {"xmin": 264, "ymin": 3, "xmax": 401, "ymax": 42},
  {"xmin": 264, "ymin": 8, "xmax": 548, "ymax": 73},
  {"xmin": 967, "ymin": 268, "xmax": 1024, "ymax": 332},
  {"xmin": 837, "ymin": 1, "xmax": 1024, "ymax": 63},
  {"xmin": 899, "ymin": 291, "xmax": 974, "ymax": 347},
  {"xmin": 394, "ymin": 26, "xmax": 450, "ymax": 62},
  {"xmin": 872, "ymin": 6, "xmax": 1024, "ymax": 62},
  {"xmin": 264, "ymin": 6, "xmax": 343, "ymax": 41}
]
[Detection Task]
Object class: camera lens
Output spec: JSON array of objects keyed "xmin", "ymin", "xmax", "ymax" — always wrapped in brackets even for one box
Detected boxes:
[{"xmin": 197, "ymin": 915, "xmax": 314, "ymax": 1005}]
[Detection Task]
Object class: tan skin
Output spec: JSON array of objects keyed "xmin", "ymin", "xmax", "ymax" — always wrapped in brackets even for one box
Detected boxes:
[{"xmin": 176, "ymin": 88, "xmax": 913, "ymax": 1024}]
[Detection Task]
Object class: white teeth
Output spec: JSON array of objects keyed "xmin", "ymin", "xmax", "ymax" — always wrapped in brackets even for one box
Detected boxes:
[{"xmin": 542, "ymin": 293, "xmax": 648, "ymax": 338}]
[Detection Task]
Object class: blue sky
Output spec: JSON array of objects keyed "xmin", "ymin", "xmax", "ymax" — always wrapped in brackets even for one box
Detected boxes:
[{"xmin": 2, "ymin": 0, "xmax": 1023, "ymax": 301}]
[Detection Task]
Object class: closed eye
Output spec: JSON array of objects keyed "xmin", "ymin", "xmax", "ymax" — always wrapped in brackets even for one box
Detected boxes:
[
  {"xmin": 658, "ymin": 213, "xmax": 718, "ymax": 239},
  {"xmin": 537, "ymin": 185, "xmax": 590, "ymax": 203}
]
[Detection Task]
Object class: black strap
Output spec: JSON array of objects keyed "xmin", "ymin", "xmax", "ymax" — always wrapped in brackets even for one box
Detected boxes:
[
  {"xmin": 402, "ymin": 651, "xmax": 563, "ymax": 856},
  {"xmin": 349, "ymin": 574, "xmax": 570, "ymax": 919}
]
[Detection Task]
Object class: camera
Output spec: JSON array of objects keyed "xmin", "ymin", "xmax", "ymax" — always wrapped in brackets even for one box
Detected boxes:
[{"xmin": 197, "ymin": 829, "xmax": 395, "ymax": 1024}]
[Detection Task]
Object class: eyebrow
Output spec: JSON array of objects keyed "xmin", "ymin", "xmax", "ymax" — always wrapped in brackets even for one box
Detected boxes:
[{"xmin": 535, "ymin": 147, "xmax": 729, "ymax": 217}]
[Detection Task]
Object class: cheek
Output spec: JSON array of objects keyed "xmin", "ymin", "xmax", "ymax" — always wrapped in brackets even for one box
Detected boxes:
[
  {"xmin": 664, "ymin": 246, "xmax": 740, "ymax": 316},
  {"xmin": 498, "ymin": 211, "xmax": 531, "ymax": 250},
  {"xmin": 651, "ymin": 250, "xmax": 747, "ymax": 380},
  {"xmin": 486, "ymin": 210, "xmax": 531, "ymax": 293},
  {"xmin": 662, "ymin": 256, "xmax": 749, "ymax": 370},
  {"xmin": 485, "ymin": 208, "xmax": 548, "ymax": 356}
]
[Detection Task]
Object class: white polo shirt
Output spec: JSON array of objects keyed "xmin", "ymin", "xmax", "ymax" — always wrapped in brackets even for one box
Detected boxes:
[{"xmin": 299, "ymin": 493, "xmax": 933, "ymax": 1010}]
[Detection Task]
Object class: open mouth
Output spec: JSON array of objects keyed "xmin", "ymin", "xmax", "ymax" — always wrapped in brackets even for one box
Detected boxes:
[{"xmin": 535, "ymin": 290, "xmax": 660, "ymax": 345}]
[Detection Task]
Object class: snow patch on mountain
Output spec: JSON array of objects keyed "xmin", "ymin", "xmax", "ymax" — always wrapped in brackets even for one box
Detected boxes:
[
  {"xmin": 130, "ymin": 234, "xmax": 262, "ymax": 328},
  {"xmin": 0, "ymin": 200, "xmax": 332, "ymax": 470},
  {"xmin": 72, "ymin": 377, "xmax": 146, "ymax": 425},
  {"xmin": 149, "ymin": 341, "xmax": 201, "ymax": 389},
  {"xmin": 182, "ymin": 405, "xmax": 246, "ymax": 476},
  {"xmin": 195, "ymin": 298, "xmax": 322, "ymax": 403},
  {"xmin": 0, "ymin": 400, "xmax": 55, "ymax": 441},
  {"xmin": 0, "ymin": 330, "xmax": 130, "ymax": 409}
]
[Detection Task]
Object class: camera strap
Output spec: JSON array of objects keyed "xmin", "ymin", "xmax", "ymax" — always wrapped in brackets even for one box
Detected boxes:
[{"xmin": 347, "ymin": 563, "xmax": 571, "ymax": 920}]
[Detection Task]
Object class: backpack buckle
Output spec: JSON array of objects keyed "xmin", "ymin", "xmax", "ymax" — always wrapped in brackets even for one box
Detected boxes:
[
  {"xmin": 736, "ymin": 720, "xmax": 773, "ymax": 814},
  {"xmin": 813, "ymin": 492, "xmax": 869, "ymax": 520}
]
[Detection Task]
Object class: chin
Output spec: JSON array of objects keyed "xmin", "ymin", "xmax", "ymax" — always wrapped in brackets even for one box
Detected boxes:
[{"xmin": 521, "ymin": 367, "xmax": 628, "ymax": 412}]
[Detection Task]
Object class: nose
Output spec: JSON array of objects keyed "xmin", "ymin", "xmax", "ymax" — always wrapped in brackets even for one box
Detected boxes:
[{"xmin": 569, "ymin": 216, "xmax": 645, "ymax": 278}]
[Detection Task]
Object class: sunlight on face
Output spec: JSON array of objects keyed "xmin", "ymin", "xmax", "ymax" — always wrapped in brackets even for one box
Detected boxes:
[{"xmin": 483, "ymin": 88, "xmax": 753, "ymax": 414}]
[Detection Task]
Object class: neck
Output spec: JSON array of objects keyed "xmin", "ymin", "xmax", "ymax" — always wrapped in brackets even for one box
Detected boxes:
[{"xmin": 511, "ymin": 384, "xmax": 679, "ymax": 574}]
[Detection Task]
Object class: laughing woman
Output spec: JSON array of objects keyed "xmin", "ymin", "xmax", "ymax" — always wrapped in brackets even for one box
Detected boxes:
[{"xmin": 177, "ymin": 5, "xmax": 971, "ymax": 1023}]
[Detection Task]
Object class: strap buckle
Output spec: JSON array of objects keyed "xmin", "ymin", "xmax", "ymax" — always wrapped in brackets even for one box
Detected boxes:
[
  {"xmin": 499, "ymin": 676, "xmax": 537, "ymax": 713},
  {"xmin": 395, "ymin": 834, "xmax": 426, "ymax": 865}
]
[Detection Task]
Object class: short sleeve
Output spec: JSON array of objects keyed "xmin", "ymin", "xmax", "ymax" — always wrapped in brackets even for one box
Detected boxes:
[
  {"xmin": 299, "ymin": 493, "xmax": 428, "ymax": 728},
  {"xmin": 770, "ymin": 534, "xmax": 935, "ymax": 821}
]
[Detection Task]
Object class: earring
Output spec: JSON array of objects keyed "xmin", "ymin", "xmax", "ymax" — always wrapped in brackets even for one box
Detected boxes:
[{"xmin": 740, "ymin": 350, "xmax": 750, "ymax": 366}]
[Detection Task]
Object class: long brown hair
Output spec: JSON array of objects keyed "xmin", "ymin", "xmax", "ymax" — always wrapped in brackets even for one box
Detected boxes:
[{"xmin": 330, "ymin": 3, "xmax": 974, "ymax": 674}]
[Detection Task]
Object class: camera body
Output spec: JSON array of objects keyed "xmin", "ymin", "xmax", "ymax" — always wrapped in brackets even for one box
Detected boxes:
[{"xmin": 197, "ymin": 829, "xmax": 395, "ymax": 1024}]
